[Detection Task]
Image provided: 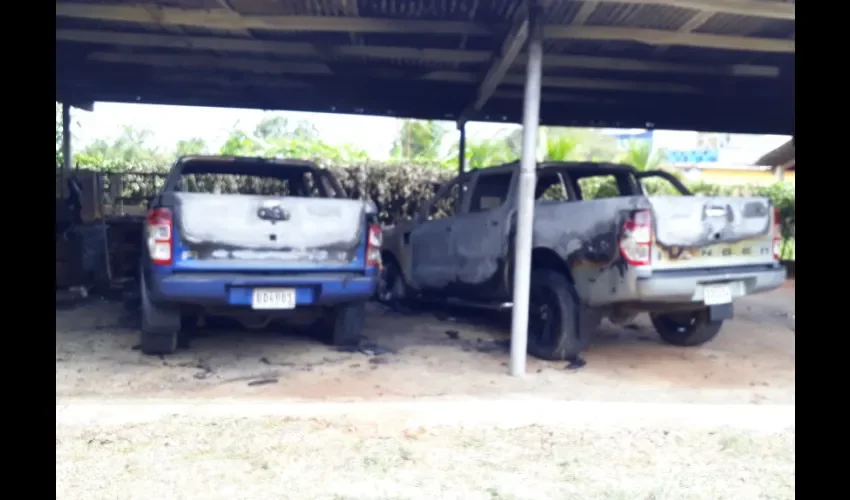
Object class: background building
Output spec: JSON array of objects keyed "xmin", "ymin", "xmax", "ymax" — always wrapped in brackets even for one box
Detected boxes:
[{"xmin": 603, "ymin": 130, "xmax": 793, "ymax": 185}]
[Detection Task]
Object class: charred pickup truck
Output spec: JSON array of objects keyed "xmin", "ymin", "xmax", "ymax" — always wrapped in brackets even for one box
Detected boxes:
[
  {"xmin": 139, "ymin": 156, "xmax": 381, "ymax": 355},
  {"xmin": 379, "ymin": 161, "xmax": 785, "ymax": 361}
]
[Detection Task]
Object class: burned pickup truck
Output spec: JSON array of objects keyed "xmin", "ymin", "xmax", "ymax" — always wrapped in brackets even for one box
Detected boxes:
[
  {"xmin": 139, "ymin": 156, "xmax": 381, "ymax": 355},
  {"xmin": 379, "ymin": 161, "xmax": 785, "ymax": 361}
]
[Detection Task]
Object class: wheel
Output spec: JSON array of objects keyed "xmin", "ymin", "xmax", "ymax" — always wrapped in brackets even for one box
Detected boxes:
[
  {"xmin": 139, "ymin": 273, "xmax": 180, "ymax": 355},
  {"xmin": 526, "ymin": 269, "xmax": 597, "ymax": 361},
  {"xmin": 650, "ymin": 309, "xmax": 723, "ymax": 347},
  {"xmin": 315, "ymin": 302, "xmax": 366, "ymax": 347}
]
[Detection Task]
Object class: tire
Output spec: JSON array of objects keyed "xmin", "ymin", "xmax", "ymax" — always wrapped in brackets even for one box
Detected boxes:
[
  {"xmin": 139, "ymin": 273, "xmax": 180, "ymax": 355},
  {"xmin": 650, "ymin": 309, "xmax": 723, "ymax": 347},
  {"xmin": 526, "ymin": 269, "xmax": 597, "ymax": 361},
  {"xmin": 316, "ymin": 302, "xmax": 366, "ymax": 347}
]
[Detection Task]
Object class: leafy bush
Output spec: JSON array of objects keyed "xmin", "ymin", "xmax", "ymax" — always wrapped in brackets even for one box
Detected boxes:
[{"xmin": 328, "ymin": 163, "xmax": 453, "ymax": 224}]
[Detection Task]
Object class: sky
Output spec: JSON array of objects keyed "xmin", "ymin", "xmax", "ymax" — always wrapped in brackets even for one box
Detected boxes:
[{"xmin": 72, "ymin": 102, "xmax": 790, "ymax": 164}]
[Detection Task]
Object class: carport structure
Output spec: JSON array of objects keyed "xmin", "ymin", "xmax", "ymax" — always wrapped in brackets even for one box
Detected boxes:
[{"xmin": 56, "ymin": 0, "xmax": 795, "ymax": 376}]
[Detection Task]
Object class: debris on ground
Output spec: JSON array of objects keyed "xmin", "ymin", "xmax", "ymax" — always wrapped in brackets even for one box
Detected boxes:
[
  {"xmin": 461, "ymin": 338, "xmax": 510, "ymax": 354},
  {"xmin": 434, "ymin": 312, "xmax": 458, "ymax": 322},
  {"xmin": 624, "ymin": 324, "xmax": 640, "ymax": 330},
  {"xmin": 369, "ymin": 357, "xmax": 390, "ymax": 365},
  {"xmin": 337, "ymin": 341, "xmax": 396, "ymax": 356},
  {"xmin": 247, "ymin": 378, "xmax": 278, "ymax": 386},
  {"xmin": 565, "ymin": 357, "xmax": 587, "ymax": 370},
  {"xmin": 444, "ymin": 330, "xmax": 460, "ymax": 340},
  {"xmin": 259, "ymin": 356, "xmax": 295, "ymax": 367},
  {"xmin": 194, "ymin": 358, "xmax": 214, "ymax": 379}
]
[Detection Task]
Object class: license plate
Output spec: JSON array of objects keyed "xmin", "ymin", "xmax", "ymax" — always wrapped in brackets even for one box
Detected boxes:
[
  {"xmin": 251, "ymin": 288, "xmax": 296, "ymax": 310},
  {"xmin": 703, "ymin": 284, "xmax": 733, "ymax": 305}
]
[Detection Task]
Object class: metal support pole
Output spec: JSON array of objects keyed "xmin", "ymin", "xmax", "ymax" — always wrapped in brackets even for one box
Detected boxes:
[
  {"xmin": 61, "ymin": 102, "xmax": 72, "ymax": 199},
  {"xmin": 509, "ymin": 2, "xmax": 544, "ymax": 377},
  {"xmin": 774, "ymin": 164, "xmax": 785, "ymax": 181},
  {"xmin": 458, "ymin": 123, "xmax": 467, "ymax": 175}
]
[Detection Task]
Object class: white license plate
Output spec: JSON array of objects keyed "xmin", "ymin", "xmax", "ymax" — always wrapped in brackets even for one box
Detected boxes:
[
  {"xmin": 251, "ymin": 288, "xmax": 296, "ymax": 310},
  {"xmin": 703, "ymin": 284, "xmax": 733, "ymax": 305}
]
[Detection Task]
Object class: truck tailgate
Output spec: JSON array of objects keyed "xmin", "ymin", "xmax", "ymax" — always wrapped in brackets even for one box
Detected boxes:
[
  {"xmin": 173, "ymin": 193, "xmax": 367, "ymax": 268},
  {"xmin": 647, "ymin": 196, "xmax": 776, "ymax": 270}
]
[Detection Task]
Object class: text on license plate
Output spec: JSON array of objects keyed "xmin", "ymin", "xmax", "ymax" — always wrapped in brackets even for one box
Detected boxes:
[
  {"xmin": 251, "ymin": 288, "xmax": 296, "ymax": 310},
  {"xmin": 702, "ymin": 284, "xmax": 733, "ymax": 305}
]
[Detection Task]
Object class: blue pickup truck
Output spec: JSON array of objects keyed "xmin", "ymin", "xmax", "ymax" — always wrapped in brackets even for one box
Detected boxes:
[{"xmin": 139, "ymin": 156, "xmax": 381, "ymax": 355}]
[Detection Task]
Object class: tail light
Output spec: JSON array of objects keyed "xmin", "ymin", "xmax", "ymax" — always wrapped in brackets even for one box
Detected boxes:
[
  {"xmin": 620, "ymin": 209, "xmax": 652, "ymax": 267},
  {"xmin": 772, "ymin": 207, "xmax": 782, "ymax": 260},
  {"xmin": 146, "ymin": 208, "xmax": 173, "ymax": 265},
  {"xmin": 366, "ymin": 224, "xmax": 382, "ymax": 268}
]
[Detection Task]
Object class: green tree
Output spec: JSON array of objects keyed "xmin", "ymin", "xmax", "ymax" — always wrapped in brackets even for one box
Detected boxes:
[
  {"xmin": 507, "ymin": 127, "xmax": 618, "ymax": 162},
  {"xmin": 175, "ymin": 138, "xmax": 208, "ymax": 157},
  {"xmin": 390, "ymin": 120, "xmax": 446, "ymax": 161},
  {"xmin": 254, "ymin": 115, "xmax": 319, "ymax": 141},
  {"xmin": 542, "ymin": 132, "xmax": 584, "ymax": 161},
  {"xmin": 254, "ymin": 116, "xmax": 290, "ymax": 140},
  {"xmin": 219, "ymin": 129, "xmax": 264, "ymax": 156},
  {"xmin": 446, "ymin": 138, "xmax": 516, "ymax": 170},
  {"xmin": 75, "ymin": 125, "xmax": 171, "ymax": 171},
  {"xmin": 617, "ymin": 140, "xmax": 665, "ymax": 171}
]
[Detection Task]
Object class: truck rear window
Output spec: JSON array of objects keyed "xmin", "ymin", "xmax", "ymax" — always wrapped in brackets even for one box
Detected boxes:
[{"xmin": 173, "ymin": 161, "xmax": 340, "ymax": 198}]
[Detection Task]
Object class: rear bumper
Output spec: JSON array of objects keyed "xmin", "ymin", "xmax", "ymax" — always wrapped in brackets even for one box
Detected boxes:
[
  {"xmin": 147, "ymin": 269, "xmax": 378, "ymax": 308},
  {"xmin": 635, "ymin": 264, "xmax": 787, "ymax": 304}
]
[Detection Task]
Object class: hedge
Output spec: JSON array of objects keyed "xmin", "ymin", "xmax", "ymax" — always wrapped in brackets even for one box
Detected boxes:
[{"xmin": 67, "ymin": 160, "xmax": 795, "ymax": 241}]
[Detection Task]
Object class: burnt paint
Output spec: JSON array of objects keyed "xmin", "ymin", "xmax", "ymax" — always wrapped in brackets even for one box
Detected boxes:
[
  {"xmin": 396, "ymin": 163, "xmax": 775, "ymax": 308},
  {"xmin": 174, "ymin": 192, "xmax": 370, "ymax": 254},
  {"xmin": 648, "ymin": 196, "xmax": 772, "ymax": 250},
  {"xmin": 532, "ymin": 198, "xmax": 646, "ymax": 303}
]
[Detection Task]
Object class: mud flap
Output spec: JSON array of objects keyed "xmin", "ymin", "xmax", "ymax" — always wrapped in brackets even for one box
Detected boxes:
[{"xmin": 708, "ymin": 303, "xmax": 734, "ymax": 323}]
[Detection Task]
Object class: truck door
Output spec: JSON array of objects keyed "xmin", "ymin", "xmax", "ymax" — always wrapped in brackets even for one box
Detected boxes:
[
  {"xmin": 409, "ymin": 175, "xmax": 470, "ymax": 291},
  {"xmin": 449, "ymin": 169, "xmax": 516, "ymax": 299}
]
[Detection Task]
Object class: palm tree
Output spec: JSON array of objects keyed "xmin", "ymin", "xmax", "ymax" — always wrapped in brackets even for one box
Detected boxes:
[
  {"xmin": 542, "ymin": 132, "xmax": 584, "ymax": 161},
  {"xmin": 448, "ymin": 138, "xmax": 516, "ymax": 169},
  {"xmin": 390, "ymin": 120, "xmax": 446, "ymax": 162},
  {"xmin": 617, "ymin": 140, "xmax": 666, "ymax": 171}
]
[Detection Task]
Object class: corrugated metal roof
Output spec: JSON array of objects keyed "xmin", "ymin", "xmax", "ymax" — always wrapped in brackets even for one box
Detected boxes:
[{"xmin": 56, "ymin": 0, "xmax": 795, "ymax": 133}]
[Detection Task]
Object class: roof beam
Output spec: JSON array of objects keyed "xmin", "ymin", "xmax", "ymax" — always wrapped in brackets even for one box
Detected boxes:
[
  {"xmin": 422, "ymin": 70, "xmax": 698, "ymax": 93},
  {"xmin": 56, "ymin": 3, "xmax": 796, "ymax": 53},
  {"xmin": 654, "ymin": 10, "xmax": 715, "ymax": 56},
  {"xmin": 580, "ymin": 0, "xmax": 795, "ymax": 20},
  {"xmin": 86, "ymin": 51, "xmax": 703, "ymax": 94},
  {"xmin": 543, "ymin": 25, "xmax": 793, "ymax": 53},
  {"xmin": 88, "ymin": 51, "xmax": 334, "ymax": 76},
  {"xmin": 56, "ymin": 30, "xmax": 780, "ymax": 78},
  {"xmin": 459, "ymin": 16, "xmax": 529, "ymax": 125},
  {"xmin": 572, "ymin": 1, "xmax": 600, "ymax": 26}
]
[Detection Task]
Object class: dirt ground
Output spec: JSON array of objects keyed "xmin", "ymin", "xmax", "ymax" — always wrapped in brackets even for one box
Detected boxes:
[
  {"xmin": 57, "ymin": 410, "xmax": 794, "ymax": 500},
  {"xmin": 56, "ymin": 285, "xmax": 795, "ymax": 500},
  {"xmin": 56, "ymin": 283, "xmax": 795, "ymax": 405}
]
